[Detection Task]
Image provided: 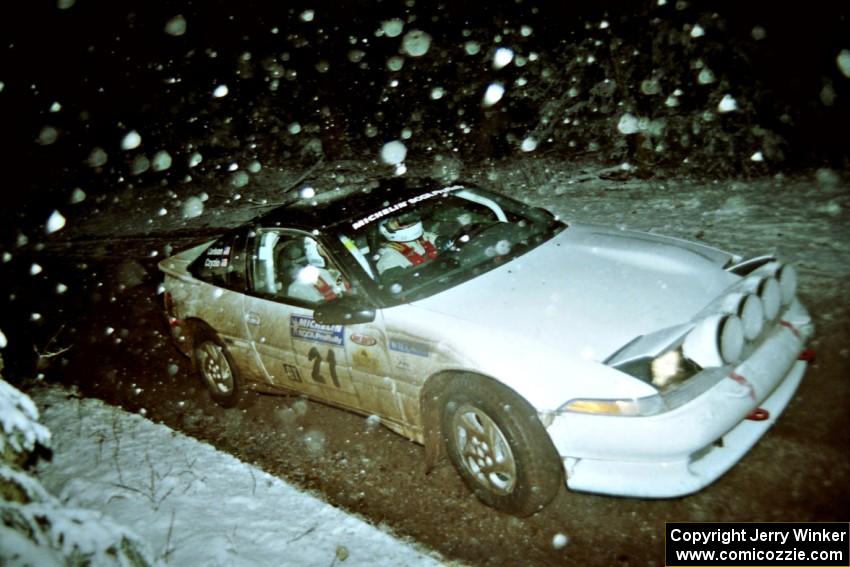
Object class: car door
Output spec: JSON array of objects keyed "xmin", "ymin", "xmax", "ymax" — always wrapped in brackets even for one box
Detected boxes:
[
  {"xmin": 244, "ymin": 227, "xmax": 420, "ymax": 427},
  {"xmin": 243, "ymin": 229, "xmax": 360, "ymax": 408}
]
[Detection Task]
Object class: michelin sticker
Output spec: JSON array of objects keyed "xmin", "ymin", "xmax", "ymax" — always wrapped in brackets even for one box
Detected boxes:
[
  {"xmin": 290, "ymin": 315, "xmax": 345, "ymax": 346},
  {"xmin": 350, "ymin": 186, "xmax": 459, "ymax": 230}
]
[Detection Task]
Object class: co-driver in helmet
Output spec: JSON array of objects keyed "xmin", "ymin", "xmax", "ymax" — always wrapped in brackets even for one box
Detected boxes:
[
  {"xmin": 376, "ymin": 211, "xmax": 438, "ymax": 275},
  {"xmin": 287, "ymin": 237, "xmax": 350, "ymax": 302}
]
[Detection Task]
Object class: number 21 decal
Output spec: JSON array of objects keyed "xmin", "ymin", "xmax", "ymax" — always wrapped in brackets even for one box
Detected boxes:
[{"xmin": 307, "ymin": 347, "xmax": 340, "ymax": 387}]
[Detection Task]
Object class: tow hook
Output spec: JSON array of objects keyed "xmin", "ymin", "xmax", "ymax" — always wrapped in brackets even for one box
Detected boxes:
[
  {"xmin": 746, "ymin": 408, "xmax": 770, "ymax": 421},
  {"xmin": 798, "ymin": 348, "xmax": 816, "ymax": 363}
]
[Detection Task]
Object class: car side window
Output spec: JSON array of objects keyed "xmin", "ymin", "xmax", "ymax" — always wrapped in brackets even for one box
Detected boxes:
[{"xmin": 250, "ymin": 230, "xmax": 350, "ymax": 304}]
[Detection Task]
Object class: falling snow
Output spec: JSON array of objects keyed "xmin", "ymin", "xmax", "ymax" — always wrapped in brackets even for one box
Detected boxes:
[
  {"xmin": 151, "ymin": 150, "xmax": 172, "ymax": 171},
  {"xmin": 483, "ymin": 83, "xmax": 505, "ymax": 106},
  {"xmin": 464, "ymin": 41, "xmax": 481, "ymax": 55},
  {"xmin": 838, "ymin": 50, "xmax": 850, "ymax": 79},
  {"xmin": 493, "ymin": 47, "xmax": 514, "ymax": 69},
  {"xmin": 86, "ymin": 147, "xmax": 107, "ymax": 168},
  {"xmin": 181, "ymin": 196, "xmax": 204, "ymax": 219},
  {"xmin": 552, "ymin": 533, "xmax": 569, "ymax": 549},
  {"xmin": 164, "ymin": 14, "xmax": 186, "ymax": 36},
  {"xmin": 640, "ymin": 78, "xmax": 661, "ymax": 95},
  {"xmin": 718, "ymin": 94, "xmax": 738, "ymax": 113},
  {"xmin": 617, "ymin": 113, "xmax": 640, "ymax": 135},
  {"xmin": 37, "ymin": 126, "xmax": 58, "ymax": 146},
  {"xmin": 45, "ymin": 211, "xmax": 66, "ymax": 234},
  {"xmin": 69, "ymin": 188, "xmax": 86, "ymax": 204},
  {"xmin": 381, "ymin": 19, "xmax": 405, "ymax": 38},
  {"xmin": 120, "ymin": 130, "xmax": 141, "ymax": 150},
  {"xmin": 380, "ymin": 140, "xmax": 407, "ymax": 165},
  {"xmin": 520, "ymin": 137, "xmax": 538, "ymax": 152},
  {"xmin": 401, "ymin": 30, "xmax": 432, "ymax": 57},
  {"xmin": 131, "ymin": 155, "xmax": 149, "ymax": 175},
  {"xmin": 387, "ymin": 56, "xmax": 404, "ymax": 71},
  {"xmin": 231, "ymin": 170, "xmax": 250, "ymax": 188}
]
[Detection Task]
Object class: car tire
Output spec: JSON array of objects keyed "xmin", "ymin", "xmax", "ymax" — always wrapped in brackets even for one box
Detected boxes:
[
  {"xmin": 440, "ymin": 374, "xmax": 563, "ymax": 516},
  {"xmin": 191, "ymin": 325, "xmax": 245, "ymax": 408}
]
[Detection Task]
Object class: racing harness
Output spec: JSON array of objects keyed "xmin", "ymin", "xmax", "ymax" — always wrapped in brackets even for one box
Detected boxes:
[
  {"xmin": 386, "ymin": 239, "xmax": 438, "ymax": 266},
  {"xmin": 315, "ymin": 273, "xmax": 350, "ymax": 301}
]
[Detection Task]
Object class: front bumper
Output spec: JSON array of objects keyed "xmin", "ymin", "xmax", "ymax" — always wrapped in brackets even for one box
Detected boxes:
[{"xmin": 546, "ymin": 299, "xmax": 813, "ymax": 498}]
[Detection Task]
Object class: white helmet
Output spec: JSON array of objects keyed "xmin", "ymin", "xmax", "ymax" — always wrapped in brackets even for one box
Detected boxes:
[
  {"xmin": 379, "ymin": 212, "xmax": 423, "ymax": 242},
  {"xmin": 303, "ymin": 238, "xmax": 326, "ymax": 268}
]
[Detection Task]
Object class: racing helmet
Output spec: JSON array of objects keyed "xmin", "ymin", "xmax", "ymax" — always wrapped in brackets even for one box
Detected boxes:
[
  {"xmin": 379, "ymin": 211, "xmax": 423, "ymax": 242},
  {"xmin": 303, "ymin": 238, "xmax": 326, "ymax": 268}
]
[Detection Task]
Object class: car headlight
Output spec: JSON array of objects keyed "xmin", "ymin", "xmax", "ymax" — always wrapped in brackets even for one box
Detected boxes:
[
  {"xmin": 562, "ymin": 394, "xmax": 666, "ymax": 417},
  {"xmin": 746, "ymin": 276, "xmax": 781, "ymax": 321},
  {"xmin": 771, "ymin": 263, "xmax": 797, "ymax": 305},
  {"xmin": 683, "ymin": 313, "xmax": 744, "ymax": 368},
  {"xmin": 721, "ymin": 292, "xmax": 764, "ymax": 341}
]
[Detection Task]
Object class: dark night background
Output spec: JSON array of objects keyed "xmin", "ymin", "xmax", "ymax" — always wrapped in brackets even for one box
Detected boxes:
[{"xmin": 2, "ymin": 0, "xmax": 849, "ymax": 221}]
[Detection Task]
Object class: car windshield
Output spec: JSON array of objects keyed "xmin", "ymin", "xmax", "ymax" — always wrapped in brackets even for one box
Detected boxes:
[{"xmin": 334, "ymin": 186, "xmax": 565, "ymax": 304}]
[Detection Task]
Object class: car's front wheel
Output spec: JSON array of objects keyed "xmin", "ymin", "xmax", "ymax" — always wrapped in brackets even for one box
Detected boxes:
[
  {"xmin": 192, "ymin": 325, "xmax": 245, "ymax": 408},
  {"xmin": 440, "ymin": 375, "xmax": 563, "ymax": 516}
]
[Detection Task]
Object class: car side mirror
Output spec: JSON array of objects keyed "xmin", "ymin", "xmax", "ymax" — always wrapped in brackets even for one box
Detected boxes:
[{"xmin": 313, "ymin": 296, "xmax": 376, "ymax": 325}]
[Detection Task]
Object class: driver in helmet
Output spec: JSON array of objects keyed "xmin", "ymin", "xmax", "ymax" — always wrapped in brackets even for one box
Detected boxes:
[
  {"xmin": 376, "ymin": 210, "xmax": 438, "ymax": 275},
  {"xmin": 288, "ymin": 237, "xmax": 350, "ymax": 302}
]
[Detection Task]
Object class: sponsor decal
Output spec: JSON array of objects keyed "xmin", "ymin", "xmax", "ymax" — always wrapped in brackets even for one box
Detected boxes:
[
  {"xmin": 290, "ymin": 315, "xmax": 345, "ymax": 346},
  {"xmin": 203, "ymin": 245, "xmax": 232, "ymax": 268},
  {"xmin": 389, "ymin": 338, "xmax": 429, "ymax": 357},
  {"xmin": 350, "ymin": 186, "xmax": 460, "ymax": 230},
  {"xmin": 350, "ymin": 334, "xmax": 377, "ymax": 347},
  {"xmin": 206, "ymin": 245, "xmax": 231, "ymax": 256}
]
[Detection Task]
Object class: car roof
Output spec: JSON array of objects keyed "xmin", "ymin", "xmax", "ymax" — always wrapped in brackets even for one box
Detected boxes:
[{"xmin": 254, "ymin": 176, "xmax": 450, "ymax": 232}]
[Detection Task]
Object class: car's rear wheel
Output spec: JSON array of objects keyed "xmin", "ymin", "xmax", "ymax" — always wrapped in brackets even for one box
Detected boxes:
[
  {"xmin": 440, "ymin": 375, "xmax": 563, "ymax": 516},
  {"xmin": 192, "ymin": 325, "xmax": 244, "ymax": 408}
]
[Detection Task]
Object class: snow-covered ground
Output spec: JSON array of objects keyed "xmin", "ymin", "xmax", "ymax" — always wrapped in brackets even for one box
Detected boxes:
[{"xmin": 29, "ymin": 384, "xmax": 444, "ymax": 567}]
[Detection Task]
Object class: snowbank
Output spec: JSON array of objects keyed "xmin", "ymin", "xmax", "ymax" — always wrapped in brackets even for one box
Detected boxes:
[
  {"xmin": 1, "ymin": 375, "xmax": 153, "ymax": 567},
  {"xmin": 29, "ymin": 385, "xmax": 442, "ymax": 566}
]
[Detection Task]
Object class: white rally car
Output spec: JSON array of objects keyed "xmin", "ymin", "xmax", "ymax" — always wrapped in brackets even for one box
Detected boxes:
[{"xmin": 159, "ymin": 178, "xmax": 813, "ymax": 516}]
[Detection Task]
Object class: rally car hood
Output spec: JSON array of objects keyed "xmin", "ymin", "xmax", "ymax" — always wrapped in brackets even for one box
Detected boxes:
[{"xmin": 411, "ymin": 223, "xmax": 738, "ymax": 362}]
